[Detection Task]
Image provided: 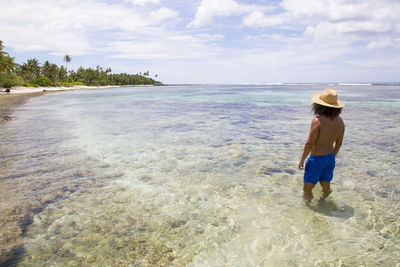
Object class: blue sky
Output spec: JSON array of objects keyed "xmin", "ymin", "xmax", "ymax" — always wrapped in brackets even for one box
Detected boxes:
[{"xmin": 1, "ymin": 0, "xmax": 399, "ymax": 84}]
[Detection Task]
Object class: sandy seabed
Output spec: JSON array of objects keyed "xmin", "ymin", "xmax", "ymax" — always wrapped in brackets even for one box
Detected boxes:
[
  {"xmin": 0, "ymin": 85, "xmax": 136, "ymax": 265},
  {"xmin": 1, "ymin": 84, "xmax": 399, "ymax": 266}
]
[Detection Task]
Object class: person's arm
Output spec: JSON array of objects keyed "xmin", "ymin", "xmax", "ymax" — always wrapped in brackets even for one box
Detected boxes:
[
  {"xmin": 298, "ymin": 117, "xmax": 320, "ymax": 170},
  {"xmin": 334, "ymin": 123, "xmax": 345, "ymax": 157}
]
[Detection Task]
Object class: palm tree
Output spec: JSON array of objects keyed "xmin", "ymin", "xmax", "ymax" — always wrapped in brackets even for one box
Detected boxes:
[
  {"xmin": 0, "ymin": 40, "xmax": 15, "ymax": 73},
  {"xmin": 58, "ymin": 66, "xmax": 67, "ymax": 82},
  {"xmin": 63, "ymin": 54, "xmax": 71, "ymax": 73},
  {"xmin": 0, "ymin": 40, "xmax": 4, "ymax": 59},
  {"xmin": 26, "ymin": 58, "xmax": 41, "ymax": 80},
  {"xmin": 49, "ymin": 63, "xmax": 59, "ymax": 84}
]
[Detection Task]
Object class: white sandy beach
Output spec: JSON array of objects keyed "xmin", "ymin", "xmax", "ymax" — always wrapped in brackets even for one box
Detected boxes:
[{"xmin": 0, "ymin": 85, "xmax": 133, "ymax": 95}]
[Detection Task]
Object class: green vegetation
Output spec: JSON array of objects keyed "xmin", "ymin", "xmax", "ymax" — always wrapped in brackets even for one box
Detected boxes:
[
  {"xmin": 0, "ymin": 72, "xmax": 24, "ymax": 88},
  {"xmin": 0, "ymin": 40, "xmax": 161, "ymax": 89},
  {"xmin": 0, "ymin": 40, "xmax": 24, "ymax": 88}
]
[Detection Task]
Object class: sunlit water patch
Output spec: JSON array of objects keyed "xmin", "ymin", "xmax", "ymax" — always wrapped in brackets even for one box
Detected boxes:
[{"xmin": 1, "ymin": 85, "xmax": 399, "ymax": 266}]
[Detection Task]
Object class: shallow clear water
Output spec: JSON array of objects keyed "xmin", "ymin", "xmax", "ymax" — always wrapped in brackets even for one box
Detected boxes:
[{"xmin": 1, "ymin": 85, "xmax": 399, "ymax": 266}]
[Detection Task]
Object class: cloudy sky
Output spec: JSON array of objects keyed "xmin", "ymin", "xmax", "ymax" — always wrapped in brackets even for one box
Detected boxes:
[{"xmin": 1, "ymin": 0, "xmax": 399, "ymax": 83}]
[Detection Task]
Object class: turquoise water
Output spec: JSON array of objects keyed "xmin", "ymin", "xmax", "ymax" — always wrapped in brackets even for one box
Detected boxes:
[{"xmin": 1, "ymin": 84, "xmax": 399, "ymax": 266}]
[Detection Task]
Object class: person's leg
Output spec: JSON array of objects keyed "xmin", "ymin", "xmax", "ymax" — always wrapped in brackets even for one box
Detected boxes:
[
  {"xmin": 319, "ymin": 181, "xmax": 332, "ymax": 200},
  {"xmin": 303, "ymin": 182, "xmax": 316, "ymax": 204},
  {"xmin": 319, "ymin": 154, "xmax": 334, "ymax": 200}
]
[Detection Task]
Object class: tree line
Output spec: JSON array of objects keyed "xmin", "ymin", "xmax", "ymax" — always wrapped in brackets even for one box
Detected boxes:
[{"xmin": 0, "ymin": 40, "xmax": 161, "ymax": 89}]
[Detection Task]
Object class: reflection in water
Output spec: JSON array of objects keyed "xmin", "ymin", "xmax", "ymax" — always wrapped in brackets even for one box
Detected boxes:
[{"xmin": 0, "ymin": 85, "xmax": 399, "ymax": 266}]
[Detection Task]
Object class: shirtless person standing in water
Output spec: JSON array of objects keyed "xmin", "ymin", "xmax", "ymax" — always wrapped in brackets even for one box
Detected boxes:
[{"xmin": 298, "ymin": 88, "xmax": 345, "ymax": 204}]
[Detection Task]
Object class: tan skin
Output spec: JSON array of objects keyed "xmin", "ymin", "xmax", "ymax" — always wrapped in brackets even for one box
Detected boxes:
[{"xmin": 298, "ymin": 114, "xmax": 345, "ymax": 204}]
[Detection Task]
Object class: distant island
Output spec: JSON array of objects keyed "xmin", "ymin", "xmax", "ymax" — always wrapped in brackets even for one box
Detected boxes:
[{"xmin": 0, "ymin": 40, "xmax": 161, "ymax": 89}]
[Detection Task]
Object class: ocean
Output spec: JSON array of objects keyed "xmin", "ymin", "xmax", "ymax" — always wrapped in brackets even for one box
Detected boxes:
[{"xmin": 0, "ymin": 84, "xmax": 399, "ymax": 266}]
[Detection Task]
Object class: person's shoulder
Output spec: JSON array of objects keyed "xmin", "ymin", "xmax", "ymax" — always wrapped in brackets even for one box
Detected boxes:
[
  {"xmin": 337, "ymin": 116, "xmax": 344, "ymax": 125},
  {"xmin": 311, "ymin": 116, "xmax": 321, "ymax": 126},
  {"xmin": 312, "ymin": 116, "xmax": 320, "ymax": 120},
  {"xmin": 336, "ymin": 116, "xmax": 345, "ymax": 129}
]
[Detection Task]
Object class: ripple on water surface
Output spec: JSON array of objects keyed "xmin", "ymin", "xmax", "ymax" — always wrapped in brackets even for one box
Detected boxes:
[{"xmin": 1, "ymin": 85, "xmax": 399, "ymax": 266}]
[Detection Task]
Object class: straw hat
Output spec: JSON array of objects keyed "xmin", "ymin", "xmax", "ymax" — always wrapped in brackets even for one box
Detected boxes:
[{"xmin": 311, "ymin": 88, "xmax": 345, "ymax": 108}]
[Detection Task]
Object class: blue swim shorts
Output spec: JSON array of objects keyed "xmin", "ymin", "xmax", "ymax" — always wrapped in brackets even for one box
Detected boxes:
[{"xmin": 304, "ymin": 153, "xmax": 335, "ymax": 184}]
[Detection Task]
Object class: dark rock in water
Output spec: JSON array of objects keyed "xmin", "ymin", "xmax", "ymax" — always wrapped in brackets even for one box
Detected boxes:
[
  {"xmin": 126, "ymin": 216, "xmax": 136, "ymax": 224},
  {"xmin": 376, "ymin": 191, "xmax": 388, "ymax": 198},
  {"xmin": 260, "ymin": 167, "xmax": 295, "ymax": 176},
  {"xmin": 169, "ymin": 219, "xmax": 187, "ymax": 228},
  {"xmin": 58, "ymin": 249, "xmax": 76, "ymax": 258},
  {"xmin": 137, "ymin": 222, "xmax": 148, "ymax": 232},
  {"xmin": 139, "ymin": 176, "xmax": 152, "ymax": 182},
  {"xmin": 233, "ymin": 160, "xmax": 246, "ymax": 166},
  {"xmin": 5, "ymin": 88, "xmax": 10, "ymax": 93},
  {"xmin": 263, "ymin": 168, "xmax": 283, "ymax": 175},
  {"xmin": 367, "ymin": 170, "xmax": 376, "ymax": 177},
  {"xmin": 284, "ymin": 169, "xmax": 296, "ymax": 175}
]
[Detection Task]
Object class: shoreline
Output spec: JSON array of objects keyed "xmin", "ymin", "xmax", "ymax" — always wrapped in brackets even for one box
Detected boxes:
[
  {"xmin": 0, "ymin": 85, "xmax": 154, "ymax": 124},
  {"xmin": 0, "ymin": 92, "xmax": 47, "ymax": 124},
  {"xmin": 0, "ymin": 84, "xmax": 150, "ymax": 95}
]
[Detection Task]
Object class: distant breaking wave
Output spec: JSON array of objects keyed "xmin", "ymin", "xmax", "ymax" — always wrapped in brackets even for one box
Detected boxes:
[
  {"xmin": 338, "ymin": 82, "xmax": 400, "ymax": 86},
  {"xmin": 270, "ymin": 82, "xmax": 400, "ymax": 86},
  {"xmin": 338, "ymin": 83, "xmax": 373, "ymax": 86},
  {"xmin": 223, "ymin": 82, "xmax": 400, "ymax": 86},
  {"xmin": 260, "ymin": 83, "xmax": 373, "ymax": 86}
]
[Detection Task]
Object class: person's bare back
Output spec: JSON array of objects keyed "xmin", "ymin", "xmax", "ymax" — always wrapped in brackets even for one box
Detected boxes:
[{"xmin": 311, "ymin": 115, "xmax": 345, "ymax": 156}]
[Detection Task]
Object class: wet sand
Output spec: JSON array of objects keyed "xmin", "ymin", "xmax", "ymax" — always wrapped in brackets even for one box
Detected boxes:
[{"xmin": 0, "ymin": 93, "xmax": 42, "ymax": 123}]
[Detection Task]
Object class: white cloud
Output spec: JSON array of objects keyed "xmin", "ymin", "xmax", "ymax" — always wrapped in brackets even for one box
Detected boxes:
[
  {"xmin": 280, "ymin": 0, "xmax": 370, "ymax": 22},
  {"xmin": 125, "ymin": 0, "xmax": 160, "ymax": 6},
  {"xmin": 1, "ymin": 0, "xmax": 399, "ymax": 83},
  {"xmin": 243, "ymin": 0, "xmax": 400, "ymax": 38},
  {"xmin": 366, "ymin": 38, "xmax": 398, "ymax": 50},
  {"xmin": 0, "ymin": 0, "xmax": 178, "ymax": 55},
  {"xmin": 148, "ymin": 7, "xmax": 178, "ymax": 25},
  {"xmin": 106, "ymin": 33, "xmax": 223, "ymax": 60},
  {"xmin": 239, "ymin": 0, "xmax": 400, "ymax": 72},
  {"xmin": 188, "ymin": 0, "xmax": 241, "ymax": 28},
  {"xmin": 243, "ymin": 11, "xmax": 289, "ymax": 28},
  {"xmin": 304, "ymin": 20, "xmax": 393, "ymax": 40},
  {"xmin": 188, "ymin": 0, "xmax": 272, "ymax": 28}
]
